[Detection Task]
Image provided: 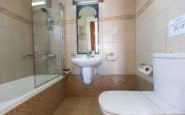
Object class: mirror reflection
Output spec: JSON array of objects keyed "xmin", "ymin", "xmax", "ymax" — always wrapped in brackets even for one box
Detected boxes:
[{"xmin": 77, "ymin": 3, "xmax": 99, "ymax": 54}]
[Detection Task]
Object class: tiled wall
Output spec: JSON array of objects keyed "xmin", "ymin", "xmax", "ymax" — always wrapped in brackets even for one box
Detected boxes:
[
  {"xmin": 6, "ymin": 80, "xmax": 64, "ymax": 115},
  {"xmin": 64, "ymin": 74, "xmax": 137, "ymax": 97},
  {"xmin": 0, "ymin": 0, "xmax": 33, "ymax": 83},
  {"xmin": 58, "ymin": 0, "xmax": 136, "ymax": 75},
  {"xmin": 136, "ymin": 0, "xmax": 185, "ymax": 88}
]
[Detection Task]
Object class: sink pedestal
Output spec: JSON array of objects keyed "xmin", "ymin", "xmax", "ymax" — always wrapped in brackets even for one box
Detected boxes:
[
  {"xmin": 71, "ymin": 54, "xmax": 103, "ymax": 85},
  {"xmin": 82, "ymin": 67, "xmax": 93, "ymax": 85}
]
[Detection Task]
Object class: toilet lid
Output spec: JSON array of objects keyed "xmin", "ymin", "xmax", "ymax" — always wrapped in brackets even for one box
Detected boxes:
[{"xmin": 99, "ymin": 91, "xmax": 184, "ymax": 115}]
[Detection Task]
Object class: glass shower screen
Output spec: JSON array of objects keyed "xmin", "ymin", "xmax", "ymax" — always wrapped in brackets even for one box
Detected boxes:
[{"xmin": 32, "ymin": 0, "xmax": 64, "ymax": 87}]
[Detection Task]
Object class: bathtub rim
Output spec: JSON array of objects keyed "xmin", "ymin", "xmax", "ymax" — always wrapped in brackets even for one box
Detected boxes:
[{"xmin": 0, "ymin": 76, "xmax": 64, "ymax": 115}]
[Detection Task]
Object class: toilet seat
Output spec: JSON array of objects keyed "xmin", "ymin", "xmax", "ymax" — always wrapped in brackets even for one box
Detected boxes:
[{"xmin": 99, "ymin": 91, "xmax": 184, "ymax": 115}]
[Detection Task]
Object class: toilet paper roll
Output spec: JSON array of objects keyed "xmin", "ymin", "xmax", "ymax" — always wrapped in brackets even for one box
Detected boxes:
[{"xmin": 138, "ymin": 64, "xmax": 153, "ymax": 75}]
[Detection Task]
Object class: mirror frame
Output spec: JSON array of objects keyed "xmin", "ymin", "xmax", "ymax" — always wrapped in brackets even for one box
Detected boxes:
[{"xmin": 76, "ymin": 3, "xmax": 99, "ymax": 54}]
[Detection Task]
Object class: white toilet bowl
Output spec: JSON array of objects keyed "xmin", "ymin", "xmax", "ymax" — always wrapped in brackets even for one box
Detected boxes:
[
  {"xmin": 99, "ymin": 91, "xmax": 183, "ymax": 115},
  {"xmin": 99, "ymin": 53, "xmax": 185, "ymax": 115}
]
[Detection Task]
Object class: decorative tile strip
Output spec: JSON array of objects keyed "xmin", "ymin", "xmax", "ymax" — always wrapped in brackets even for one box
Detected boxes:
[{"xmin": 100, "ymin": 14, "xmax": 135, "ymax": 21}]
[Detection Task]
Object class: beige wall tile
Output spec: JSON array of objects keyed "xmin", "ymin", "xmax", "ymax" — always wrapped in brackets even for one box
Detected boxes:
[
  {"xmin": 0, "ymin": 0, "xmax": 32, "ymax": 21},
  {"xmin": 64, "ymin": 0, "xmax": 76, "ymax": 20},
  {"xmin": 0, "ymin": 0, "xmax": 33, "ymax": 83},
  {"xmin": 100, "ymin": 0, "xmax": 135, "ymax": 17}
]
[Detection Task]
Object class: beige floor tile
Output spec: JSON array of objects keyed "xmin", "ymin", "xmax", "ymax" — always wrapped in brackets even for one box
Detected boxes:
[{"xmin": 53, "ymin": 97, "xmax": 102, "ymax": 115}]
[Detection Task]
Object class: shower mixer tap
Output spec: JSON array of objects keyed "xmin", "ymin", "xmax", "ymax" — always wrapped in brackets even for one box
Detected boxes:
[{"xmin": 45, "ymin": 52, "xmax": 56, "ymax": 60}]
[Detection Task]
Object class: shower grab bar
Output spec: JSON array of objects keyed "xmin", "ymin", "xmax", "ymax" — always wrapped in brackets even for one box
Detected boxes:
[{"xmin": 23, "ymin": 54, "xmax": 34, "ymax": 58}]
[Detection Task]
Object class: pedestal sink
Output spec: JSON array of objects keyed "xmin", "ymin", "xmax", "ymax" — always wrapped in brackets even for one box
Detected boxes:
[{"xmin": 71, "ymin": 55, "xmax": 103, "ymax": 85}]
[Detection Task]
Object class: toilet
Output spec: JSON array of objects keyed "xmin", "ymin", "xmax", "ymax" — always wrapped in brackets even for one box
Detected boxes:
[{"xmin": 99, "ymin": 53, "xmax": 185, "ymax": 115}]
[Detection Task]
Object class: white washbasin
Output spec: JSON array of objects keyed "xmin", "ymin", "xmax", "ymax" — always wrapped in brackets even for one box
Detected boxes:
[
  {"xmin": 71, "ymin": 54, "xmax": 103, "ymax": 85},
  {"xmin": 72, "ymin": 55, "xmax": 103, "ymax": 67}
]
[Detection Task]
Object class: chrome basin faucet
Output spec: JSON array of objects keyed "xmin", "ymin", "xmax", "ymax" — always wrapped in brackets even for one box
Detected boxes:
[
  {"xmin": 86, "ymin": 51, "xmax": 92, "ymax": 58},
  {"xmin": 86, "ymin": 50, "xmax": 95, "ymax": 58}
]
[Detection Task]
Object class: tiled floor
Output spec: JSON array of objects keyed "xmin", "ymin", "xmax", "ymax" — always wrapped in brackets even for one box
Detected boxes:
[{"xmin": 53, "ymin": 97, "xmax": 102, "ymax": 115}]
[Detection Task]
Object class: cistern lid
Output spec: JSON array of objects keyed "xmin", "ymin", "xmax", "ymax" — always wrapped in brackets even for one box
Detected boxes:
[{"xmin": 152, "ymin": 53, "xmax": 185, "ymax": 59}]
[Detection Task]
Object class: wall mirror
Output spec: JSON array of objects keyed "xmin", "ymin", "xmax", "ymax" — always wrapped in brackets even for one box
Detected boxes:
[{"xmin": 76, "ymin": 3, "xmax": 99, "ymax": 54}]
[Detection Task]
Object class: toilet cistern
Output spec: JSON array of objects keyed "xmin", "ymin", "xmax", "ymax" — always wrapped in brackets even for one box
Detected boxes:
[{"xmin": 71, "ymin": 54, "xmax": 103, "ymax": 85}]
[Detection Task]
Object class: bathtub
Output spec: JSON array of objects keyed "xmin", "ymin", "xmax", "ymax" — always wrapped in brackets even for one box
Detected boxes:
[{"xmin": 0, "ymin": 75, "xmax": 64, "ymax": 115}]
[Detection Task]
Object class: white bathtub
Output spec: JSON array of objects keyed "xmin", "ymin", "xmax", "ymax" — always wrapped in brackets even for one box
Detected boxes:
[{"xmin": 0, "ymin": 75, "xmax": 64, "ymax": 115}]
